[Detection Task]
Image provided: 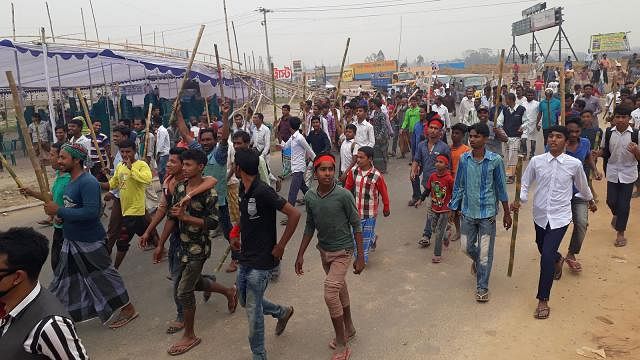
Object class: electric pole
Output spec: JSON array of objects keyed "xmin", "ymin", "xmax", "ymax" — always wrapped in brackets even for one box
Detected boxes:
[{"xmin": 257, "ymin": 7, "xmax": 277, "ymax": 126}]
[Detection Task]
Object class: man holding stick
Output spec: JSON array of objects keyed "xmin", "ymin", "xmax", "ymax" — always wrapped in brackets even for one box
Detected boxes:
[
  {"xmin": 449, "ymin": 123, "xmax": 511, "ymax": 302},
  {"xmin": 512, "ymin": 125, "xmax": 596, "ymax": 319},
  {"xmin": 28, "ymin": 113, "xmax": 51, "ymax": 166}
]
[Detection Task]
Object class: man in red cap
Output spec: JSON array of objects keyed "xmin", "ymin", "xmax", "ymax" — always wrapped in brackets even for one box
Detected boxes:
[{"xmin": 411, "ymin": 114, "xmax": 451, "ymax": 247}]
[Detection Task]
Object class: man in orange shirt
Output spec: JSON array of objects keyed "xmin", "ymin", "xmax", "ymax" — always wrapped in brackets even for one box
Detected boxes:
[{"xmin": 449, "ymin": 123, "xmax": 471, "ymax": 240}]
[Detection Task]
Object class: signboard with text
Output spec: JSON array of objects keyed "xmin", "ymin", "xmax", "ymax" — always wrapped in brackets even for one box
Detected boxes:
[
  {"xmin": 292, "ymin": 60, "xmax": 302, "ymax": 73},
  {"xmin": 342, "ymin": 68, "xmax": 354, "ymax": 82},
  {"xmin": 530, "ymin": 8, "xmax": 560, "ymax": 32},
  {"xmin": 590, "ymin": 32, "xmax": 630, "ymax": 53},
  {"xmin": 273, "ymin": 66, "xmax": 293, "ymax": 80}
]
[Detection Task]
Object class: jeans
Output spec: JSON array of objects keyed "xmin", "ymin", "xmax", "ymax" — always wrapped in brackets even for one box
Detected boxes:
[
  {"xmin": 391, "ymin": 124, "xmax": 400, "ymax": 154},
  {"xmin": 606, "ymin": 181, "xmax": 634, "ymax": 232},
  {"xmin": 168, "ymin": 232, "xmax": 184, "ymax": 322},
  {"xmin": 288, "ymin": 171, "xmax": 308, "ymax": 205},
  {"xmin": 535, "ymin": 223, "xmax": 568, "ymax": 301},
  {"xmin": 237, "ymin": 265, "xmax": 287, "ymax": 360},
  {"xmin": 569, "ymin": 197, "xmax": 589, "ymax": 255},
  {"xmin": 460, "ymin": 215, "xmax": 497, "ymax": 291},
  {"xmin": 430, "ymin": 211, "xmax": 449, "ymax": 257},
  {"xmin": 373, "ymin": 138, "xmax": 388, "ymax": 173},
  {"xmin": 157, "ymin": 154, "xmax": 169, "ymax": 184}
]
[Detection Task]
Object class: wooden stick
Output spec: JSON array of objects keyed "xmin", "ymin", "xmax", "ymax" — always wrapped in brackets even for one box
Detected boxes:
[
  {"xmin": 203, "ymin": 96, "xmax": 211, "ymax": 127},
  {"xmin": 168, "ymin": 25, "xmax": 206, "ymax": 125},
  {"xmin": 214, "ymin": 44, "xmax": 225, "ymax": 102},
  {"xmin": 0, "ymin": 152, "xmax": 28, "ymax": 199},
  {"xmin": 507, "ymin": 155, "xmax": 525, "ymax": 277},
  {"xmin": 143, "ymin": 104, "xmax": 153, "ymax": 161},
  {"xmin": 6, "ymin": 71, "xmax": 51, "ymax": 201},
  {"xmin": 302, "ymin": 73, "xmax": 307, "ymax": 103},
  {"xmin": 334, "ymin": 38, "xmax": 351, "ymax": 107},
  {"xmin": 559, "ymin": 67, "xmax": 566, "ymax": 126},
  {"xmin": 492, "ymin": 50, "xmax": 506, "ymax": 126},
  {"xmin": 215, "ymin": 245, "xmax": 232, "ymax": 272},
  {"xmin": 32, "ymin": 123, "xmax": 50, "ymax": 189},
  {"xmin": 76, "ymin": 89, "xmax": 111, "ymax": 170}
]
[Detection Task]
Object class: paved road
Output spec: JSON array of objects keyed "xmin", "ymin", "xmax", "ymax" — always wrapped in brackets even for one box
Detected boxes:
[{"xmin": 1, "ymin": 151, "xmax": 638, "ymax": 360}]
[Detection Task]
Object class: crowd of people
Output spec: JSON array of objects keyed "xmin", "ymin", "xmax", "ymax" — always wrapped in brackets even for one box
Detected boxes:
[{"xmin": 1, "ymin": 54, "xmax": 640, "ymax": 360}]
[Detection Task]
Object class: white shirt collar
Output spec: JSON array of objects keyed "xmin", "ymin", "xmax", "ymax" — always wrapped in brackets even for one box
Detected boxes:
[
  {"xmin": 8, "ymin": 282, "xmax": 41, "ymax": 318},
  {"xmin": 613, "ymin": 125, "xmax": 633, "ymax": 134},
  {"xmin": 544, "ymin": 152, "xmax": 566, "ymax": 164}
]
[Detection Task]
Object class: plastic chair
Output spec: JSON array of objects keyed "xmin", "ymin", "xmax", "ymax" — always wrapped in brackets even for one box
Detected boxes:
[{"xmin": 1, "ymin": 141, "xmax": 16, "ymax": 166}]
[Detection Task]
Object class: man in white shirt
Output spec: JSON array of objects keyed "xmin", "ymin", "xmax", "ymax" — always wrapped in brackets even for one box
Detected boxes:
[
  {"xmin": 67, "ymin": 117, "xmax": 93, "ymax": 167},
  {"xmin": 279, "ymin": 117, "xmax": 315, "ymax": 216},
  {"xmin": 352, "ymin": 104, "xmax": 375, "ymax": 147},
  {"xmin": 458, "ymin": 88, "xmax": 476, "ymax": 126},
  {"xmin": 595, "ymin": 106, "xmax": 640, "ymax": 247},
  {"xmin": 154, "ymin": 120, "xmax": 171, "ymax": 183},
  {"xmin": 630, "ymin": 98, "xmax": 640, "ymax": 129},
  {"xmin": 521, "ymin": 89, "xmax": 540, "ymax": 159},
  {"xmin": 431, "ymin": 96, "xmax": 451, "ymax": 130},
  {"xmin": 512, "ymin": 125, "xmax": 596, "ymax": 320},
  {"xmin": 339, "ymin": 123, "xmax": 359, "ymax": 179},
  {"xmin": 251, "ymin": 112, "xmax": 277, "ymax": 185}
]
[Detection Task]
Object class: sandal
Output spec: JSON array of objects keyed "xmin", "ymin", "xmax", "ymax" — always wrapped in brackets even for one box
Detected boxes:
[
  {"xmin": 227, "ymin": 285, "xmax": 238, "ymax": 313},
  {"xmin": 37, "ymin": 219, "xmax": 53, "ymax": 226},
  {"xmin": 328, "ymin": 331, "xmax": 357, "ymax": 349},
  {"xmin": 432, "ymin": 256, "xmax": 442, "ymax": 263},
  {"xmin": 108, "ymin": 311, "xmax": 139, "ymax": 329},
  {"xmin": 331, "ymin": 346, "xmax": 352, "ymax": 360},
  {"xmin": 565, "ymin": 258, "xmax": 582, "ymax": 273},
  {"xmin": 614, "ymin": 238, "xmax": 627, "ymax": 247},
  {"xmin": 475, "ymin": 289, "xmax": 489, "ymax": 302},
  {"xmin": 554, "ymin": 257, "xmax": 564, "ymax": 280},
  {"xmin": 167, "ymin": 337, "xmax": 201, "ymax": 356},
  {"xmin": 166, "ymin": 322, "xmax": 184, "ymax": 334},
  {"xmin": 534, "ymin": 306, "xmax": 550, "ymax": 319}
]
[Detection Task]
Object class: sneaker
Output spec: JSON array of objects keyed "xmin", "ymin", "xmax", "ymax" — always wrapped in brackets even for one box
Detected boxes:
[
  {"xmin": 418, "ymin": 235, "xmax": 431, "ymax": 248},
  {"xmin": 275, "ymin": 306, "xmax": 294, "ymax": 336}
]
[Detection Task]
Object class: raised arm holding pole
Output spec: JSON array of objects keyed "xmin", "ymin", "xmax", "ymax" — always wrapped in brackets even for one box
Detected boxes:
[{"xmin": 76, "ymin": 88, "xmax": 111, "ymax": 171}]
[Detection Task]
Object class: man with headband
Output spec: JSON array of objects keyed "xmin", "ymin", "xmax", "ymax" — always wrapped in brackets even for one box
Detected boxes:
[
  {"xmin": 45, "ymin": 143, "xmax": 138, "ymax": 329},
  {"xmin": 295, "ymin": 153, "xmax": 364, "ymax": 360},
  {"xmin": 411, "ymin": 114, "xmax": 450, "ymax": 247}
]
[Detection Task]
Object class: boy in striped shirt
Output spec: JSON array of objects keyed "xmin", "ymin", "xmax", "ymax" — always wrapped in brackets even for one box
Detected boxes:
[{"xmin": 344, "ymin": 146, "xmax": 390, "ymax": 263}]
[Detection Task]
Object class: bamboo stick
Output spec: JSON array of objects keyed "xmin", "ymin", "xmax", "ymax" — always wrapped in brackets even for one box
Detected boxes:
[
  {"xmin": 334, "ymin": 38, "xmax": 351, "ymax": 106},
  {"xmin": 6, "ymin": 71, "xmax": 51, "ymax": 201},
  {"xmin": 32, "ymin": 122, "xmax": 50, "ymax": 189},
  {"xmin": 215, "ymin": 245, "xmax": 232, "ymax": 272},
  {"xmin": 492, "ymin": 50, "xmax": 506, "ymax": 126},
  {"xmin": 559, "ymin": 67, "xmax": 566, "ymax": 126},
  {"xmin": 203, "ymin": 96, "xmax": 211, "ymax": 127},
  {"xmin": 143, "ymin": 104, "xmax": 153, "ymax": 162},
  {"xmin": 214, "ymin": 44, "xmax": 225, "ymax": 102},
  {"xmin": 0, "ymin": 152, "xmax": 28, "ymax": 199},
  {"xmin": 76, "ymin": 89, "xmax": 111, "ymax": 171},
  {"xmin": 507, "ymin": 154, "xmax": 524, "ymax": 277},
  {"xmin": 302, "ymin": 73, "xmax": 307, "ymax": 103},
  {"xmin": 168, "ymin": 25, "xmax": 206, "ymax": 125}
]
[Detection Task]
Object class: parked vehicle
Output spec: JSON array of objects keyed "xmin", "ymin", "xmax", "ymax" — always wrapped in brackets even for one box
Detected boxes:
[{"xmin": 451, "ymin": 74, "xmax": 489, "ymax": 102}]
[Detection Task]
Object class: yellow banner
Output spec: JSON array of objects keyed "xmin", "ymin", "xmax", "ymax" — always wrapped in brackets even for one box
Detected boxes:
[
  {"xmin": 350, "ymin": 60, "xmax": 397, "ymax": 75},
  {"xmin": 342, "ymin": 68, "xmax": 354, "ymax": 82},
  {"xmin": 590, "ymin": 32, "xmax": 629, "ymax": 53}
]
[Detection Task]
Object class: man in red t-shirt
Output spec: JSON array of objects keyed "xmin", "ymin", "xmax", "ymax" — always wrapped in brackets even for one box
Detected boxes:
[
  {"xmin": 534, "ymin": 75, "xmax": 545, "ymax": 101},
  {"xmin": 416, "ymin": 154, "xmax": 454, "ymax": 263}
]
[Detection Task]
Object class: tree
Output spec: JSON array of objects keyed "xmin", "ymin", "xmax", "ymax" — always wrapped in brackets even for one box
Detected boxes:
[
  {"xmin": 416, "ymin": 55, "xmax": 425, "ymax": 66},
  {"xmin": 364, "ymin": 50, "xmax": 386, "ymax": 63},
  {"xmin": 463, "ymin": 48, "xmax": 500, "ymax": 66}
]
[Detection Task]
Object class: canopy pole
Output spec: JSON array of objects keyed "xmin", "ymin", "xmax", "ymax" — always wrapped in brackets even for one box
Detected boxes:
[
  {"xmin": 11, "ymin": 3, "xmax": 24, "ymax": 108},
  {"xmin": 46, "ymin": 1, "xmax": 65, "ymax": 124},
  {"xmin": 40, "ymin": 28, "xmax": 57, "ymax": 130},
  {"xmin": 81, "ymin": 8, "xmax": 93, "ymax": 103},
  {"xmin": 222, "ymin": 0, "xmax": 237, "ymax": 101},
  {"xmin": 232, "ymin": 21, "xmax": 245, "ymax": 104}
]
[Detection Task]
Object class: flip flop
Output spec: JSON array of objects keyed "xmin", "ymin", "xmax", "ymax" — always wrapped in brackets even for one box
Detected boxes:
[
  {"xmin": 329, "ymin": 332, "xmax": 357, "ymax": 350},
  {"xmin": 331, "ymin": 346, "xmax": 352, "ymax": 360},
  {"xmin": 565, "ymin": 258, "xmax": 582, "ymax": 273},
  {"xmin": 167, "ymin": 337, "xmax": 201, "ymax": 356},
  {"xmin": 166, "ymin": 323, "xmax": 184, "ymax": 334},
  {"xmin": 534, "ymin": 306, "xmax": 550, "ymax": 319},
  {"xmin": 37, "ymin": 219, "xmax": 52, "ymax": 226},
  {"xmin": 614, "ymin": 238, "xmax": 627, "ymax": 247},
  {"xmin": 107, "ymin": 311, "xmax": 139, "ymax": 329},
  {"xmin": 432, "ymin": 256, "xmax": 442, "ymax": 263},
  {"xmin": 227, "ymin": 285, "xmax": 238, "ymax": 313}
]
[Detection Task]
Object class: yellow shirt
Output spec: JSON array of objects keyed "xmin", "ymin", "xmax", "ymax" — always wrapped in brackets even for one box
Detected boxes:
[{"xmin": 109, "ymin": 160, "xmax": 152, "ymax": 216}]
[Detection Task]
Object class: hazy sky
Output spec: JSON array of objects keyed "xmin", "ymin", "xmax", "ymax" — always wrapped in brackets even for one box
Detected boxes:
[{"xmin": 1, "ymin": 0, "xmax": 636, "ymax": 68}]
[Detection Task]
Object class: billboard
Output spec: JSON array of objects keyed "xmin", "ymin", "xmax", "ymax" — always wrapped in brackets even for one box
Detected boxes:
[
  {"xmin": 590, "ymin": 32, "xmax": 630, "ymax": 53},
  {"xmin": 522, "ymin": 2, "xmax": 546, "ymax": 17},
  {"xmin": 341, "ymin": 68, "xmax": 354, "ymax": 82},
  {"xmin": 292, "ymin": 60, "xmax": 302, "ymax": 73},
  {"xmin": 530, "ymin": 8, "xmax": 560, "ymax": 32},
  {"xmin": 273, "ymin": 66, "xmax": 293, "ymax": 80},
  {"xmin": 512, "ymin": 18, "xmax": 532, "ymax": 37},
  {"xmin": 350, "ymin": 60, "xmax": 397, "ymax": 75}
]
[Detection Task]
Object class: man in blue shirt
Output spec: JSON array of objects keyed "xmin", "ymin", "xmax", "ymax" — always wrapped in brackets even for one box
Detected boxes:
[
  {"xmin": 411, "ymin": 114, "xmax": 450, "ymax": 245},
  {"xmin": 536, "ymin": 89, "xmax": 561, "ymax": 145},
  {"xmin": 449, "ymin": 123, "xmax": 512, "ymax": 302}
]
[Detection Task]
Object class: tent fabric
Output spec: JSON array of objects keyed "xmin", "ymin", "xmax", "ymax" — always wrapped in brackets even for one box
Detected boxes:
[{"xmin": 0, "ymin": 39, "xmax": 250, "ymax": 100}]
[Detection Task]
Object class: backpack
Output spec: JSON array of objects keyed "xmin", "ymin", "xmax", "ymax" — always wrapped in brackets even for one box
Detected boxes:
[{"xmin": 602, "ymin": 127, "xmax": 639, "ymax": 174}]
